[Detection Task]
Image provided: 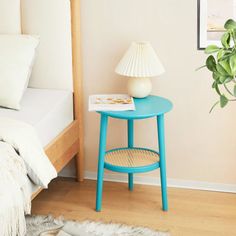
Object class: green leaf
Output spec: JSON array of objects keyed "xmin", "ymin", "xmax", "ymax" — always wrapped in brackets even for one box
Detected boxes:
[
  {"xmin": 221, "ymin": 32, "xmax": 230, "ymax": 49},
  {"xmin": 224, "ymin": 78, "xmax": 233, "ymax": 84},
  {"xmin": 224, "ymin": 19, "xmax": 236, "ymax": 30},
  {"xmin": 212, "ymin": 81, "xmax": 216, "ymax": 88},
  {"xmin": 219, "ymin": 76, "xmax": 228, "ymax": 83},
  {"xmin": 217, "ymin": 49, "xmax": 225, "ymax": 60},
  {"xmin": 216, "ymin": 63, "xmax": 228, "ymax": 76},
  {"xmin": 212, "ymin": 80, "xmax": 222, "ymax": 95},
  {"xmin": 205, "ymin": 45, "xmax": 220, "ymax": 54},
  {"xmin": 221, "ymin": 53, "xmax": 233, "ymax": 61},
  {"xmin": 220, "ymin": 95, "xmax": 228, "ymax": 108},
  {"xmin": 214, "ymin": 83, "xmax": 221, "ymax": 96},
  {"xmin": 212, "ymin": 72, "xmax": 220, "ymax": 81},
  {"xmin": 234, "ymin": 84, "xmax": 236, "ymax": 97},
  {"xmin": 206, "ymin": 55, "xmax": 216, "ymax": 72},
  {"xmin": 229, "ymin": 54, "xmax": 236, "ymax": 75},
  {"xmin": 232, "ymin": 29, "xmax": 236, "ymax": 43},
  {"xmin": 219, "ymin": 60, "xmax": 232, "ymax": 75}
]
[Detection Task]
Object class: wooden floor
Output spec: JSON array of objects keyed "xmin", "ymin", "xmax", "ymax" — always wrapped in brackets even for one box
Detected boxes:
[{"xmin": 32, "ymin": 178, "xmax": 236, "ymax": 236}]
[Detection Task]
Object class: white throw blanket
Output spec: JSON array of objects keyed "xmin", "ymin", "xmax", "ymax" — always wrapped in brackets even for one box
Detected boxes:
[{"xmin": 0, "ymin": 117, "xmax": 57, "ymax": 236}]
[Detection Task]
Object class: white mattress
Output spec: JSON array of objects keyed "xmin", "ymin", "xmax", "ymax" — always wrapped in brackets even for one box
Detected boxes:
[
  {"xmin": 0, "ymin": 88, "xmax": 74, "ymax": 195},
  {"xmin": 0, "ymin": 88, "xmax": 74, "ymax": 146}
]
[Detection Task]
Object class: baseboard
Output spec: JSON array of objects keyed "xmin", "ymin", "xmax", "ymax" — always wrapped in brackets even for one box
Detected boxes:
[{"xmin": 60, "ymin": 170, "xmax": 236, "ymax": 193}]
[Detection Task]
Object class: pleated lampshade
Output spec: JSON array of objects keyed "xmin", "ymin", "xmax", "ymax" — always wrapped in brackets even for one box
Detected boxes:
[{"xmin": 115, "ymin": 41, "xmax": 165, "ymax": 78}]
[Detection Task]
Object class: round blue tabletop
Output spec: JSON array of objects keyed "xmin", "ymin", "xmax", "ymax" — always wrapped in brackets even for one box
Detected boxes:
[{"xmin": 98, "ymin": 95, "xmax": 173, "ymax": 120}]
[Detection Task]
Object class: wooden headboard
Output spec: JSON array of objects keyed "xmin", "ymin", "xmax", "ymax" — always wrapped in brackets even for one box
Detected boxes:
[{"xmin": 21, "ymin": 0, "xmax": 84, "ymax": 180}]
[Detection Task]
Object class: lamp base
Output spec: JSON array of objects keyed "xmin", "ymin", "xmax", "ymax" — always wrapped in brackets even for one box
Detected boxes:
[{"xmin": 127, "ymin": 77, "xmax": 152, "ymax": 98}]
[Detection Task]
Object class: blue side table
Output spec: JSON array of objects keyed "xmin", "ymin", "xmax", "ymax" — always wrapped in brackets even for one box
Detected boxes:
[{"xmin": 96, "ymin": 95, "xmax": 173, "ymax": 212}]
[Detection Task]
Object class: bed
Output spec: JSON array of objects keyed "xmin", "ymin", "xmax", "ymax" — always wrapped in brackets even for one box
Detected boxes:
[{"xmin": 0, "ymin": 0, "xmax": 84, "ymax": 200}]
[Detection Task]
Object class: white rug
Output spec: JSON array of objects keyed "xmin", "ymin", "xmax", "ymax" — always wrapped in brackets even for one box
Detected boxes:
[{"xmin": 26, "ymin": 215, "xmax": 169, "ymax": 236}]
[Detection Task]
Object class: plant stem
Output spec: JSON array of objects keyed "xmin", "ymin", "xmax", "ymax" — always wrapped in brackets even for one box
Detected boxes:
[
  {"xmin": 195, "ymin": 65, "xmax": 207, "ymax": 71},
  {"xmin": 223, "ymin": 83, "xmax": 234, "ymax": 96},
  {"xmin": 209, "ymin": 101, "xmax": 220, "ymax": 113}
]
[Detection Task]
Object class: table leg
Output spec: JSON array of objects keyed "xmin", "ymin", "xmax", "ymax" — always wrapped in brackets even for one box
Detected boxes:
[
  {"xmin": 157, "ymin": 114, "xmax": 168, "ymax": 211},
  {"xmin": 96, "ymin": 114, "xmax": 108, "ymax": 211},
  {"xmin": 128, "ymin": 119, "xmax": 134, "ymax": 191}
]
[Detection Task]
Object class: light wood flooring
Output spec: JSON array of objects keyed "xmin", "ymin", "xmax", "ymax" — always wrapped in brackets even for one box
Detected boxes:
[{"xmin": 32, "ymin": 178, "xmax": 236, "ymax": 236}]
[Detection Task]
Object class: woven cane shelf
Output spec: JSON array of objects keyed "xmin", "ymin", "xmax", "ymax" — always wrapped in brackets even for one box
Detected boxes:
[{"xmin": 104, "ymin": 148, "xmax": 160, "ymax": 173}]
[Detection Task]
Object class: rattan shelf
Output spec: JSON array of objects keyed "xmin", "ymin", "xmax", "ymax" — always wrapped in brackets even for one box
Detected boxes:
[{"xmin": 104, "ymin": 148, "xmax": 160, "ymax": 173}]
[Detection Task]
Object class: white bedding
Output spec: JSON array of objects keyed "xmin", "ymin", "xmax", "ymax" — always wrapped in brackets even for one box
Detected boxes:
[
  {"xmin": 0, "ymin": 117, "xmax": 57, "ymax": 235},
  {"xmin": 0, "ymin": 141, "xmax": 30, "ymax": 236},
  {"xmin": 26, "ymin": 176, "xmax": 39, "ymax": 196},
  {"xmin": 0, "ymin": 88, "xmax": 74, "ymax": 146}
]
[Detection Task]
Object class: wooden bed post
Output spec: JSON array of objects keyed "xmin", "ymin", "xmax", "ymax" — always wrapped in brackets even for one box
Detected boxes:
[{"xmin": 71, "ymin": 0, "xmax": 84, "ymax": 182}]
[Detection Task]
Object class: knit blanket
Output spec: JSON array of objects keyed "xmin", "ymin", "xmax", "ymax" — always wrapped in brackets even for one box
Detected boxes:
[
  {"xmin": 0, "ymin": 117, "xmax": 57, "ymax": 236},
  {"xmin": 0, "ymin": 141, "xmax": 30, "ymax": 235}
]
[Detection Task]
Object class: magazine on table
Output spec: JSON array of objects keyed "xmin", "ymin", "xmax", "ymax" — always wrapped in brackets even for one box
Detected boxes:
[{"xmin": 89, "ymin": 94, "xmax": 135, "ymax": 111}]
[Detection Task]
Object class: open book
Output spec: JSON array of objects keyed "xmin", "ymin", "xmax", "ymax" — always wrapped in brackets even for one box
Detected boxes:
[{"xmin": 89, "ymin": 94, "xmax": 135, "ymax": 111}]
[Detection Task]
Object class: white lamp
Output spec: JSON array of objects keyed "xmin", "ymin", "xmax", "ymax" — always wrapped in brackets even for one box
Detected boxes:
[{"xmin": 115, "ymin": 41, "xmax": 165, "ymax": 98}]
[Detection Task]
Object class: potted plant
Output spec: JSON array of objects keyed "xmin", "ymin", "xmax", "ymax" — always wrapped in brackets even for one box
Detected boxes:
[{"xmin": 200, "ymin": 19, "xmax": 236, "ymax": 112}]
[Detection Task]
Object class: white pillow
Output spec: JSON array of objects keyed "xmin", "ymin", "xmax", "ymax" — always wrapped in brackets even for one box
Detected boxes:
[{"xmin": 0, "ymin": 35, "xmax": 39, "ymax": 110}]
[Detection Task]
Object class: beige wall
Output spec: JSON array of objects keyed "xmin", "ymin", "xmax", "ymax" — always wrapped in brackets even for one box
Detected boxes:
[{"xmin": 80, "ymin": 0, "xmax": 236, "ymax": 185}]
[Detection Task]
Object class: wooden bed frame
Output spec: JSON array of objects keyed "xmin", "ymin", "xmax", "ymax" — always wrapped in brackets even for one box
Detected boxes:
[{"xmin": 32, "ymin": 0, "xmax": 84, "ymax": 199}]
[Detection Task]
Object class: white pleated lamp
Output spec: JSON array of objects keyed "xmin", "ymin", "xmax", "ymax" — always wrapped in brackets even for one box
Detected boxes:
[{"xmin": 115, "ymin": 41, "xmax": 165, "ymax": 98}]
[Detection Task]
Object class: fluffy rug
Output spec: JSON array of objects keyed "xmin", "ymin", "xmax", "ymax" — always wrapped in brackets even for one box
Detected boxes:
[{"xmin": 26, "ymin": 215, "xmax": 169, "ymax": 236}]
